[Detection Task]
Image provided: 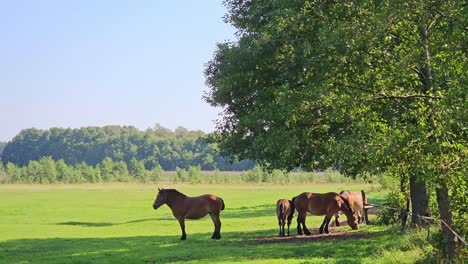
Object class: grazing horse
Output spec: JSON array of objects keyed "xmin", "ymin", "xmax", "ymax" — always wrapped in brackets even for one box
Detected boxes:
[
  {"xmin": 152, "ymin": 188, "xmax": 225, "ymax": 240},
  {"xmin": 276, "ymin": 199, "xmax": 294, "ymax": 237},
  {"xmin": 293, "ymin": 192, "xmax": 359, "ymax": 235},
  {"xmin": 335, "ymin": 190, "xmax": 373, "ymax": 226}
]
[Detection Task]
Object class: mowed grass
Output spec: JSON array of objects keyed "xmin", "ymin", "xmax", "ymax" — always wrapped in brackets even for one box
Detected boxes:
[{"xmin": 0, "ymin": 183, "xmax": 431, "ymax": 263}]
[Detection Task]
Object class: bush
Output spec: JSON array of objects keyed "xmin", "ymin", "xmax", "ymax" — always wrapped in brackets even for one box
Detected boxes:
[
  {"xmin": 377, "ymin": 174, "xmax": 400, "ymax": 190},
  {"xmin": 241, "ymin": 166, "xmax": 263, "ymax": 183},
  {"xmin": 174, "ymin": 167, "xmax": 187, "ymax": 183},
  {"xmin": 0, "ymin": 164, "xmax": 10, "ymax": 183},
  {"xmin": 188, "ymin": 166, "xmax": 201, "ymax": 184},
  {"xmin": 376, "ymin": 191, "xmax": 408, "ymax": 225},
  {"xmin": 148, "ymin": 165, "xmax": 162, "ymax": 182}
]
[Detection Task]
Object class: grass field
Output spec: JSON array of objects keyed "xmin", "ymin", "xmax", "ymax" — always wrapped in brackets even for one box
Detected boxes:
[{"xmin": 0, "ymin": 183, "xmax": 433, "ymax": 263}]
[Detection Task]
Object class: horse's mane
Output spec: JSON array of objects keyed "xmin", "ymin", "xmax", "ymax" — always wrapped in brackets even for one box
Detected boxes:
[
  {"xmin": 338, "ymin": 194, "xmax": 353, "ymax": 213},
  {"xmin": 162, "ymin": 189, "xmax": 187, "ymax": 197},
  {"xmin": 339, "ymin": 190, "xmax": 350, "ymax": 196}
]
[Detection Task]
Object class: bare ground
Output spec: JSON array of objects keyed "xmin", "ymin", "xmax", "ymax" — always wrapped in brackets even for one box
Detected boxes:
[{"xmin": 252, "ymin": 221, "xmax": 374, "ymax": 244}]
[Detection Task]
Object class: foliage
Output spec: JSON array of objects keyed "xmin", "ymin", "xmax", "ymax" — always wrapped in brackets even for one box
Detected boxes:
[
  {"xmin": 205, "ymin": 0, "xmax": 466, "ymax": 259},
  {"xmin": 376, "ymin": 191, "xmax": 408, "ymax": 225},
  {"xmin": 0, "ymin": 164, "xmax": 9, "ymax": 184},
  {"xmin": 188, "ymin": 165, "xmax": 202, "ymax": 184},
  {"xmin": 240, "ymin": 165, "xmax": 263, "ymax": 183},
  {"xmin": 1, "ymin": 125, "xmax": 255, "ymax": 171},
  {"xmin": 0, "ymin": 142, "xmax": 6, "ymax": 158}
]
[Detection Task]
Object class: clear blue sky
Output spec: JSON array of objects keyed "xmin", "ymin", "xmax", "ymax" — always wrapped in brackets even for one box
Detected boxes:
[{"xmin": 0, "ymin": 1, "xmax": 235, "ymax": 142}]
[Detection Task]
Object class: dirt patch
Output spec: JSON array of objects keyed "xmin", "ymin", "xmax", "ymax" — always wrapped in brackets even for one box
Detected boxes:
[{"xmin": 251, "ymin": 229, "xmax": 374, "ymax": 244}]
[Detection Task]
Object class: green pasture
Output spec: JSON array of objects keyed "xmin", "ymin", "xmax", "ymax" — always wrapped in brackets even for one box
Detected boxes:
[{"xmin": 0, "ymin": 183, "xmax": 432, "ymax": 263}]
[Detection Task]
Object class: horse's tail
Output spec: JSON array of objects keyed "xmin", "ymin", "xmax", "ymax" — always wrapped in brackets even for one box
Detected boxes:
[
  {"xmin": 361, "ymin": 190, "xmax": 368, "ymax": 223},
  {"xmin": 279, "ymin": 202, "xmax": 285, "ymax": 220},
  {"xmin": 220, "ymin": 197, "xmax": 225, "ymax": 211},
  {"xmin": 361, "ymin": 190, "xmax": 367, "ymax": 205}
]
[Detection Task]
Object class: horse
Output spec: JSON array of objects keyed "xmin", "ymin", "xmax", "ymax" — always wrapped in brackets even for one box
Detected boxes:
[
  {"xmin": 276, "ymin": 199, "xmax": 295, "ymax": 237},
  {"xmin": 152, "ymin": 188, "xmax": 225, "ymax": 240},
  {"xmin": 334, "ymin": 190, "xmax": 373, "ymax": 226},
  {"xmin": 292, "ymin": 192, "xmax": 359, "ymax": 235}
]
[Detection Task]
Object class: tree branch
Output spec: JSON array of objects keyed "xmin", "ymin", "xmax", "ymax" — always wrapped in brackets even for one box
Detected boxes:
[
  {"xmin": 368, "ymin": 93, "xmax": 442, "ymax": 101},
  {"xmin": 427, "ymin": 11, "xmax": 445, "ymax": 32}
]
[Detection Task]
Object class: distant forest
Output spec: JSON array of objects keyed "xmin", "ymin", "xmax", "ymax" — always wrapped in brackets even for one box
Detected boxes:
[{"xmin": 1, "ymin": 125, "xmax": 254, "ymax": 171}]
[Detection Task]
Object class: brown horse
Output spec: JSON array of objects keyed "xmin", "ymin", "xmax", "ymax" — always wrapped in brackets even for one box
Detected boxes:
[
  {"xmin": 335, "ymin": 190, "xmax": 372, "ymax": 226},
  {"xmin": 152, "ymin": 188, "xmax": 225, "ymax": 240},
  {"xmin": 293, "ymin": 192, "xmax": 358, "ymax": 235},
  {"xmin": 276, "ymin": 199, "xmax": 294, "ymax": 237}
]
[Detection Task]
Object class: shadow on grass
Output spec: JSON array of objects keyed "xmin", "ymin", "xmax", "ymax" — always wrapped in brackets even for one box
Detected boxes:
[
  {"xmin": 57, "ymin": 218, "xmax": 159, "ymax": 227},
  {"xmin": 222, "ymin": 204, "xmax": 275, "ymax": 219},
  {"xmin": 0, "ymin": 228, "xmax": 402, "ymax": 264},
  {"xmin": 56, "ymin": 204, "xmax": 275, "ymax": 228}
]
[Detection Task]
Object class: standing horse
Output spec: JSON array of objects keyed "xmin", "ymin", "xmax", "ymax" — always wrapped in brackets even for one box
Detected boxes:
[
  {"xmin": 276, "ymin": 199, "xmax": 294, "ymax": 237},
  {"xmin": 335, "ymin": 190, "xmax": 372, "ymax": 226},
  {"xmin": 152, "ymin": 188, "xmax": 225, "ymax": 240},
  {"xmin": 293, "ymin": 192, "xmax": 358, "ymax": 235}
]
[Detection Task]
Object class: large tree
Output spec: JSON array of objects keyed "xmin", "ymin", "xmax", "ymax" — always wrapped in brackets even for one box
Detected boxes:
[{"xmin": 205, "ymin": 0, "xmax": 466, "ymax": 260}]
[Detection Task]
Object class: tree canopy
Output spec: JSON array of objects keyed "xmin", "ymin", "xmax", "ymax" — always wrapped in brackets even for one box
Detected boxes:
[{"xmin": 205, "ymin": 0, "xmax": 466, "ymax": 260}]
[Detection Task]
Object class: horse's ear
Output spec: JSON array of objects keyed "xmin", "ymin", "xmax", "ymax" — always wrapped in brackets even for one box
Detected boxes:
[{"xmin": 158, "ymin": 187, "xmax": 161, "ymax": 191}]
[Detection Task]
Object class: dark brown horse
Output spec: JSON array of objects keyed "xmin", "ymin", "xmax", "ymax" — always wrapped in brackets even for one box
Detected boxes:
[
  {"xmin": 152, "ymin": 188, "xmax": 225, "ymax": 240},
  {"xmin": 276, "ymin": 199, "xmax": 294, "ymax": 237},
  {"xmin": 293, "ymin": 192, "xmax": 358, "ymax": 235}
]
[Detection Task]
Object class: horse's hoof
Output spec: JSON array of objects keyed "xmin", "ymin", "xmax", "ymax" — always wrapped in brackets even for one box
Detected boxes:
[{"xmin": 180, "ymin": 235, "xmax": 187, "ymax": 240}]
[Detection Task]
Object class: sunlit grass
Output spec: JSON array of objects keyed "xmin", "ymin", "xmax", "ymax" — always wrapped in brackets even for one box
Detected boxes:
[{"xmin": 0, "ymin": 183, "xmax": 431, "ymax": 263}]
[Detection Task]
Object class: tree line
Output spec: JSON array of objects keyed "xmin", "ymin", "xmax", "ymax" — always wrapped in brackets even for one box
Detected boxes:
[{"xmin": 0, "ymin": 125, "xmax": 254, "ymax": 171}]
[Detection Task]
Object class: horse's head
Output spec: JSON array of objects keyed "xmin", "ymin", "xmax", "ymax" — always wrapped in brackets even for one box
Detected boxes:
[
  {"xmin": 153, "ymin": 188, "xmax": 167, "ymax": 210},
  {"xmin": 347, "ymin": 211, "xmax": 359, "ymax": 230}
]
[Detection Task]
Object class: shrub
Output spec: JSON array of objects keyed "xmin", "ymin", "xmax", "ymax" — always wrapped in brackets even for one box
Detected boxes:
[
  {"xmin": 376, "ymin": 191, "xmax": 408, "ymax": 225},
  {"xmin": 148, "ymin": 165, "xmax": 162, "ymax": 182},
  {"xmin": 241, "ymin": 166, "xmax": 263, "ymax": 183},
  {"xmin": 188, "ymin": 166, "xmax": 201, "ymax": 184}
]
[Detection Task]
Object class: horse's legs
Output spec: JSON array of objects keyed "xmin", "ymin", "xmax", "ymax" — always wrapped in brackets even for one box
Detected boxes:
[
  {"xmin": 278, "ymin": 219, "xmax": 283, "ymax": 236},
  {"xmin": 319, "ymin": 216, "xmax": 328, "ymax": 234},
  {"xmin": 299, "ymin": 212, "xmax": 311, "ymax": 236},
  {"xmin": 296, "ymin": 211, "xmax": 305, "ymax": 235},
  {"xmin": 324, "ymin": 215, "xmax": 333, "ymax": 234},
  {"xmin": 335, "ymin": 213, "xmax": 340, "ymax": 227},
  {"xmin": 210, "ymin": 213, "xmax": 222, "ymax": 239},
  {"xmin": 287, "ymin": 214, "xmax": 293, "ymax": 236},
  {"xmin": 281, "ymin": 221, "xmax": 286, "ymax": 237},
  {"xmin": 177, "ymin": 217, "xmax": 187, "ymax": 240}
]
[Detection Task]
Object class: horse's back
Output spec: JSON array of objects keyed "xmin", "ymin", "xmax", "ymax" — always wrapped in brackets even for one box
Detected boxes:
[
  {"xmin": 294, "ymin": 192, "xmax": 342, "ymax": 215},
  {"xmin": 339, "ymin": 191, "xmax": 364, "ymax": 212},
  {"xmin": 182, "ymin": 194, "xmax": 224, "ymax": 219}
]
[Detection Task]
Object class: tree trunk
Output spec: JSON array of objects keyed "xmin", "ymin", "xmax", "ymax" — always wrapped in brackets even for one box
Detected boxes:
[
  {"xmin": 419, "ymin": 11, "xmax": 456, "ymax": 262},
  {"xmin": 409, "ymin": 173, "xmax": 429, "ymax": 227},
  {"xmin": 436, "ymin": 178, "xmax": 456, "ymax": 262}
]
